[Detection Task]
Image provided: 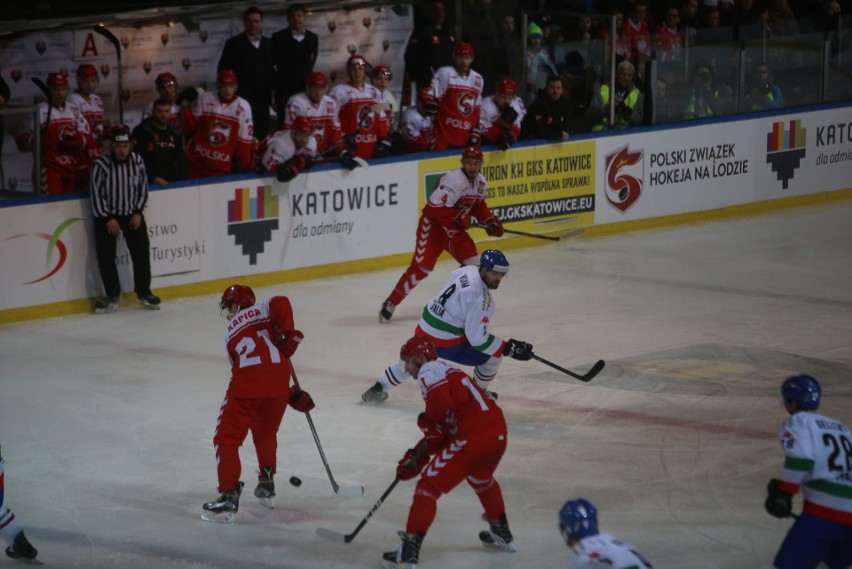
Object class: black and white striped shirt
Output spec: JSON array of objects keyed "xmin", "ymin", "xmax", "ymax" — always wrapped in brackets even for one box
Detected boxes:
[{"xmin": 90, "ymin": 151, "xmax": 149, "ymax": 219}]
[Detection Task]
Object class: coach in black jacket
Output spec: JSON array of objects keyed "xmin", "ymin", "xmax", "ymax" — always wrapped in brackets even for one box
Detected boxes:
[
  {"xmin": 219, "ymin": 6, "xmax": 275, "ymax": 139},
  {"xmin": 271, "ymin": 3, "xmax": 318, "ymax": 129},
  {"xmin": 131, "ymin": 98, "xmax": 185, "ymax": 188}
]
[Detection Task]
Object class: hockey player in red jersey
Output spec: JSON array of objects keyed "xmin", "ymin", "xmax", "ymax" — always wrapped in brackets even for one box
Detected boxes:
[
  {"xmin": 283, "ymin": 71, "xmax": 342, "ymax": 155},
  {"xmin": 182, "ymin": 69, "xmax": 254, "ymax": 179},
  {"xmin": 430, "ymin": 42, "xmax": 484, "ymax": 150},
  {"xmin": 382, "ymin": 336, "xmax": 515, "ymax": 567},
  {"xmin": 68, "ymin": 64, "xmax": 105, "ymax": 190},
  {"xmin": 329, "ymin": 54, "xmax": 390, "ymax": 160},
  {"xmin": 378, "ymin": 145, "xmax": 503, "ymax": 322},
  {"xmin": 15, "ymin": 72, "xmax": 89, "ymax": 195},
  {"xmin": 202, "ymin": 284, "xmax": 314, "ymax": 524},
  {"xmin": 480, "ymin": 79, "xmax": 525, "ymax": 151}
]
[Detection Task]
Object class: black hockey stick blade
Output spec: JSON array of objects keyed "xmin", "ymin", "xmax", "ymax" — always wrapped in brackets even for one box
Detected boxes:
[
  {"xmin": 93, "ymin": 25, "xmax": 121, "ymax": 53},
  {"xmin": 31, "ymin": 77, "xmax": 50, "ymax": 100},
  {"xmin": 473, "ymin": 224, "xmax": 584, "ymax": 242},
  {"xmin": 532, "ymin": 355, "xmax": 605, "ymax": 383},
  {"xmin": 93, "ymin": 25, "xmax": 124, "ymax": 124}
]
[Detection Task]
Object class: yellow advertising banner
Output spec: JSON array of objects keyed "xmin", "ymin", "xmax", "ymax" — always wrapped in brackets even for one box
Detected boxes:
[{"xmin": 417, "ymin": 142, "xmax": 596, "ymax": 236}]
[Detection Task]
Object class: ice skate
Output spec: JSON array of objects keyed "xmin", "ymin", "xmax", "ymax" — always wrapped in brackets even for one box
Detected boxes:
[
  {"xmin": 382, "ymin": 531, "xmax": 423, "ymax": 568},
  {"xmin": 138, "ymin": 293, "xmax": 161, "ymax": 310},
  {"xmin": 4, "ymin": 530, "xmax": 39, "ymax": 563},
  {"xmin": 361, "ymin": 381, "xmax": 388, "ymax": 403},
  {"xmin": 379, "ymin": 299, "xmax": 395, "ymax": 323},
  {"xmin": 94, "ymin": 296, "xmax": 119, "ymax": 314},
  {"xmin": 254, "ymin": 467, "xmax": 275, "ymax": 509},
  {"xmin": 479, "ymin": 513, "xmax": 516, "ymax": 552},
  {"xmin": 201, "ymin": 482, "xmax": 243, "ymax": 524}
]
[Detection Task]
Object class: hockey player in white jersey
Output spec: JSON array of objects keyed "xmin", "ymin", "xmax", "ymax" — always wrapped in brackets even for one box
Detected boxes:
[
  {"xmin": 260, "ymin": 115, "xmax": 317, "ymax": 182},
  {"xmin": 559, "ymin": 499, "xmax": 652, "ymax": 569},
  {"xmin": 765, "ymin": 374, "xmax": 852, "ymax": 569},
  {"xmin": 0, "ymin": 446, "xmax": 39, "ymax": 562},
  {"xmin": 362, "ymin": 249, "xmax": 533, "ymax": 402}
]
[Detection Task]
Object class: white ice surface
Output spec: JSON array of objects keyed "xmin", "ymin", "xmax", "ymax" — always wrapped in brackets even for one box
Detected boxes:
[{"xmin": 1, "ymin": 202, "xmax": 851, "ymax": 569}]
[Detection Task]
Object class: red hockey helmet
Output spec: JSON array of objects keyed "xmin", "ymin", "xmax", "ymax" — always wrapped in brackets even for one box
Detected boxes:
[
  {"xmin": 156, "ymin": 72, "xmax": 177, "ymax": 87},
  {"xmin": 400, "ymin": 336, "xmax": 437, "ymax": 362},
  {"xmin": 462, "ymin": 145, "xmax": 483, "ymax": 161},
  {"xmin": 307, "ymin": 71, "xmax": 328, "ymax": 88},
  {"xmin": 46, "ymin": 72, "xmax": 68, "ymax": 87},
  {"xmin": 217, "ymin": 69, "xmax": 238, "ymax": 85},
  {"xmin": 76, "ymin": 64, "xmax": 98, "ymax": 78},
  {"xmin": 220, "ymin": 284, "xmax": 255, "ymax": 312},
  {"xmin": 454, "ymin": 41, "xmax": 474, "ymax": 57},
  {"xmin": 373, "ymin": 65, "xmax": 392, "ymax": 80},
  {"xmin": 496, "ymin": 79, "xmax": 517, "ymax": 96}
]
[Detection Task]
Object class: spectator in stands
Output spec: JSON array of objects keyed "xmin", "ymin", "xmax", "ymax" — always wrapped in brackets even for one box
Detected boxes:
[
  {"xmin": 520, "ymin": 74, "xmax": 572, "ymax": 141},
  {"xmin": 494, "ymin": 13, "xmax": 522, "ymax": 91},
  {"xmin": 598, "ymin": 8, "xmax": 632, "ymax": 72},
  {"xmin": 766, "ymin": 0, "xmax": 801, "ymax": 36},
  {"xmin": 696, "ymin": 6, "xmax": 733, "ymax": 43},
  {"xmin": 15, "ymin": 72, "xmax": 88, "ymax": 195},
  {"xmin": 272, "ymin": 3, "xmax": 318, "ymax": 129},
  {"xmin": 622, "ymin": 1, "xmax": 652, "ymax": 75},
  {"xmin": 682, "ymin": 61, "xmax": 717, "ymax": 118},
  {"xmin": 743, "ymin": 62, "xmax": 785, "ymax": 110},
  {"xmin": 68, "ymin": 64, "xmax": 105, "ymax": 192},
  {"xmin": 526, "ymin": 22, "xmax": 558, "ymax": 105},
  {"xmin": 431, "ymin": 42, "xmax": 484, "ymax": 150},
  {"xmin": 219, "ymin": 6, "xmax": 274, "ymax": 140},
  {"xmin": 479, "ymin": 79, "xmax": 525, "ymax": 151},
  {"xmin": 400, "ymin": 86, "xmax": 437, "ymax": 153},
  {"xmin": 143, "ymin": 73, "xmax": 180, "ymax": 126},
  {"xmin": 653, "ymin": 76, "xmax": 676, "ymax": 123},
  {"xmin": 329, "ymin": 54, "xmax": 389, "ymax": 160},
  {"xmin": 131, "ymin": 98, "xmax": 186, "ymax": 187},
  {"xmin": 656, "ymin": 7, "xmax": 684, "ymax": 63},
  {"xmin": 261, "ymin": 115, "xmax": 316, "ymax": 182},
  {"xmin": 181, "ymin": 69, "xmax": 254, "ymax": 179},
  {"xmin": 404, "ymin": 0, "xmax": 456, "ymax": 98},
  {"xmin": 283, "ymin": 71, "xmax": 341, "ymax": 156},
  {"xmin": 681, "ymin": 0, "xmax": 701, "ymax": 43},
  {"xmin": 461, "ymin": 0, "xmax": 500, "ymax": 93},
  {"xmin": 588, "ymin": 60, "xmax": 644, "ymax": 131}
]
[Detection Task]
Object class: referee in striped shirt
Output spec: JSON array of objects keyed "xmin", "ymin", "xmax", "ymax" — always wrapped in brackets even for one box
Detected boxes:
[{"xmin": 90, "ymin": 126, "xmax": 161, "ymax": 313}]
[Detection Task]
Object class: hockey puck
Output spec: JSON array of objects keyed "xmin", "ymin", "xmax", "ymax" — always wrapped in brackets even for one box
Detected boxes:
[{"xmin": 289, "ymin": 476, "xmax": 302, "ymax": 487}]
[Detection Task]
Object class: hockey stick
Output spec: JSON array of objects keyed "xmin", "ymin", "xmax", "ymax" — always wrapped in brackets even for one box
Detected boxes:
[
  {"xmin": 290, "ymin": 363, "xmax": 364, "ymax": 497},
  {"xmin": 93, "ymin": 25, "xmax": 123, "ymax": 125},
  {"xmin": 473, "ymin": 224, "xmax": 584, "ymax": 242},
  {"xmin": 316, "ymin": 440, "xmax": 430, "ymax": 544},
  {"xmin": 532, "ymin": 354, "xmax": 605, "ymax": 383}
]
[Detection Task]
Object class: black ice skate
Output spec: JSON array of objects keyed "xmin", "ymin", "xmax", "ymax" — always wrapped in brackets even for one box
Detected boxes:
[
  {"xmin": 382, "ymin": 531, "xmax": 424, "ymax": 568},
  {"xmin": 254, "ymin": 466, "xmax": 275, "ymax": 509},
  {"xmin": 379, "ymin": 299, "xmax": 395, "ymax": 323},
  {"xmin": 201, "ymin": 482, "xmax": 244, "ymax": 524},
  {"xmin": 479, "ymin": 513, "xmax": 516, "ymax": 552},
  {"xmin": 361, "ymin": 381, "xmax": 388, "ymax": 403},
  {"xmin": 5, "ymin": 530, "xmax": 38, "ymax": 563},
  {"xmin": 138, "ymin": 293, "xmax": 161, "ymax": 310},
  {"xmin": 94, "ymin": 296, "xmax": 119, "ymax": 314}
]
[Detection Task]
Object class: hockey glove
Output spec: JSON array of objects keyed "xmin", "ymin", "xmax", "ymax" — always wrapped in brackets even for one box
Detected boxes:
[
  {"xmin": 765, "ymin": 479, "xmax": 793, "ymax": 518},
  {"xmin": 496, "ymin": 132, "xmax": 515, "ymax": 151},
  {"xmin": 396, "ymin": 447, "xmax": 430, "ymax": 481},
  {"xmin": 340, "ymin": 149, "xmax": 358, "ymax": 171},
  {"xmin": 454, "ymin": 211, "xmax": 472, "ymax": 231},
  {"xmin": 504, "ymin": 339, "xmax": 533, "ymax": 361},
  {"xmin": 176, "ymin": 87, "xmax": 199, "ymax": 106},
  {"xmin": 341, "ymin": 133, "xmax": 357, "ymax": 150},
  {"xmin": 289, "ymin": 385, "xmax": 316, "ymax": 413},
  {"xmin": 483, "ymin": 215, "xmax": 504, "ymax": 237},
  {"xmin": 467, "ymin": 129, "xmax": 482, "ymax": 147},
  {"xmin": 417, "ymin": 412, "xmax": 446, "ymax": 444},
  {"xmin": 276, "ymin": 160, "xmax": 302, "ymax": 183},
  {"xmin": 499, "ymin": 106, "xmax": 519, "ymax": 125},
  {"xmin": 277, "ymin": 329, "xmax": 304, "ymax": 357},
  {"xmin": 424, "ymin": 101, "xmax": 439, "ymax": 116},
  {"xmin": 373, "ymin": 138, "xmax": 393, "ymax": 158}
]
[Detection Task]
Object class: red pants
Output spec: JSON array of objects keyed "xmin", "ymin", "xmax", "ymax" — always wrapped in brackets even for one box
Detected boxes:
[
  {"xmin": 388, "ymin": 215, "xmax": 478, "ymax": 306},
  {"xmin": 213, "ymin": 395, "xmax": 288, "ymax": 491}
]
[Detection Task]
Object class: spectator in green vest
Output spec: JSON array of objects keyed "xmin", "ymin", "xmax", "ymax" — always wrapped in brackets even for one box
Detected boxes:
[{"xmin": 587, "ymin": 60, "xmax": 644, "ymax": 131}]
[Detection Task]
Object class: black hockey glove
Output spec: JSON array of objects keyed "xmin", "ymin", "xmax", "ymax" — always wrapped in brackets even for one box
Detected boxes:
[
  {"xmin": 497, "ymin": 132, "xmax": 515, "ymax": 151},
  {"xmin": 765, "ymin": 479, "xmax": 793, "ymax": 518},
  {"xmin": 500, "ymin": 106, "xmax": 519, "ymax": 125},
  {"xmin": 504, "ymin": 339, "xmax": 533, "ymax": 361},
  {"xmin": 424, "ymin": 101, "xmax": 439, "ymax": 115},
  {"xmin": 176, "ymin": 87, "xmax": 199, "ymax": 106},
  {"xmin": 373, "ymin": 138, "xmax": 393, "ymax": 158},
  {"xmin": 340, "ymin": 149, "xmax": 358, "ymax": 171}
]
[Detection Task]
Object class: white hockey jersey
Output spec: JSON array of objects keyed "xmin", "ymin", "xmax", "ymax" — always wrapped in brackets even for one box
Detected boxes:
[
  {"xmin": 284, "ymin": 92, "xmax": 341, "ymax": 154},
  {"xmin": 778, "ymin": 411, "xmax": 852, "ymax": 524},
  {"xmin": 427, "ymin": 167, "xmax": 488, "ymax": 215},
  {"xmin": 479, "ymin": 94, "xmax": 525, "ymax": 142},
  {"xmin": 567, "ymin": 534, "xmax": 652, "ymax": 569},
  {"xmin": 67, "ymin": 91, "xmax": 105, "ymax": 161},
  {"xmin": 375, "ymin": 89, "xmax": 398, "ymax": 132},
  {"xmin": 415, "ymin": 265, "xmax": 504, "ymax": 356},
  {"xmin": 400, "ymin": 107, "xmax": 433, "ymax": 152},
  {"xmin": 260, "ymin": 131, "xmax": 317, "ymax": 173}
]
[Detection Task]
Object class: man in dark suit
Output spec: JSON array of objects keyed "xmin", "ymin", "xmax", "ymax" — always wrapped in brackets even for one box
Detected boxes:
[
  {"xmin": 272, "ymin": 3, "xmax": 318, "ymax": 130},
  {"xmin": 219, "ymin": 6, "xmax": 274, "ymax": 139}
]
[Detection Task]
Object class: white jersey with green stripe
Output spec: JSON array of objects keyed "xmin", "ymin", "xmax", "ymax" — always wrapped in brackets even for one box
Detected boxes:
[
  {"xmin": 778, "ymin": 410, "xmax": 852, "ymax": 524},
  {"xmin": 566, "ymin": 533, "xmax": 652, "ymax": 568},
  {"xmin": 416, "ymin": 265, "xmax": 505, "ymax": 356}
]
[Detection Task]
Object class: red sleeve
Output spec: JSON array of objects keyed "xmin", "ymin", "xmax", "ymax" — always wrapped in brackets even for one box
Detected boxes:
[
  {"xmin": 468, "ymin": 198, "xmax": 493, "ymax": 221},
  {"xmin": 423, "ymin": 202, "xmax": 465, "ymax": 229},
  {"xmin": 269, "ymin": 296, "xmax": 295, "ymax": 333},
  {"xmin": 181, "ymin": 106, "xmax": 198, "ymax": 136},
  {"xmin": 234, "ymin": 139, "xmax": 253, "ymax": 172}
]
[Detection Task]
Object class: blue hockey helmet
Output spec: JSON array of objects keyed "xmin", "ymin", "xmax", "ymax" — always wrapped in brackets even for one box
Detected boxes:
[
  {"xmin": 781, "ymin": 374, "xmax": 821, "ymax": 410},
  {"xmin": 559, "ymin": 499, "xmax": 598, "ymax": 541},
  {"xmin": 480, "ymin": 249, "xmax": 509, "ymax": 274}
]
